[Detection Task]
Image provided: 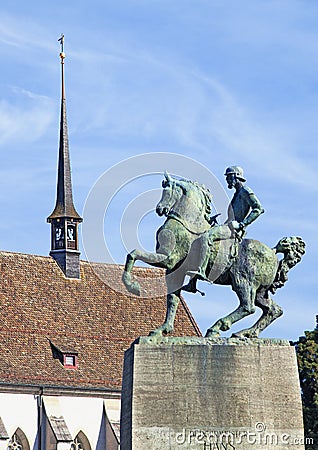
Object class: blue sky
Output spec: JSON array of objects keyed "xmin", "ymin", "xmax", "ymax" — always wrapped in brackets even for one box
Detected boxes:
[{"xmin": 0, "ymin": 0, "xmax": 317, "ymax": 340}]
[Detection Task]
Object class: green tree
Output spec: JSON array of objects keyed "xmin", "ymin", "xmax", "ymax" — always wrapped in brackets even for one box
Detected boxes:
[{"xmin": 295, "ymin": 319, "xmax": 318, "ymax": 450}]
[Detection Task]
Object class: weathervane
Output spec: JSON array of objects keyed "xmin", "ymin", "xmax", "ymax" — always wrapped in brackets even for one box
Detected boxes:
[
  {"xmin": 58, "ymin": 34, "xmax": 65, "ymax": 56},
  {"xmin": 58, "ymin": 34, "xmax": 66, "ymax": 100}
]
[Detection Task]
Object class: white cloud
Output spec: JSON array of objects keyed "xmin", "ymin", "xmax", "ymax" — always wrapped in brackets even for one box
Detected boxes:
[
  {"xmin": 0, "ymin": 86, "xmax": 54, "ymax": 146},
  {"xmin": 0, "ymin": 11, "xmax": 54, "ymax": 51},
  {"xmin": 184, "ymin": 70, "xmax": 317, "ymax": 192}
]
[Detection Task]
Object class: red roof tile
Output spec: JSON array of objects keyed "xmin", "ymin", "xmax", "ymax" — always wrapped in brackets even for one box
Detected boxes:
[{"xmin": 0, "ymin": 251, "xmax": 201, "ymax": 393}]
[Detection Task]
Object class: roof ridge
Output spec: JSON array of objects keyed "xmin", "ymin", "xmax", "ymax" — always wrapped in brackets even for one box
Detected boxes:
[
  {"xmin": 0, "ymin": 250, "xmax": 166, "ymax": 273},
  {"xmin": 0, "ymin": 250, "xmax": 52, "ymax": 259},
  {"xmin": 179, "ymin": 294, "xmax": 202, "ymax": 337}
]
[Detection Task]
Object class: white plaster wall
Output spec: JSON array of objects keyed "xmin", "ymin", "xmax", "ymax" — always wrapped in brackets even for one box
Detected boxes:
[
  {"xmin": 0, "ymin": 394, "xmax": 121, "ymax": 450},
  {"xmin": 57, "ymin": 443, "xmax": 72, "ymax": 450},
  {"xmin": 0, "ymin": 393, "xmax": 38, "ymax": 446},
  {"xmin": 104, "ymin": 399, "xmax": 120, "ymax": 424},
  {"xmin": 57, "ymin": 396, "xmax": 120, "ymax": 449}
]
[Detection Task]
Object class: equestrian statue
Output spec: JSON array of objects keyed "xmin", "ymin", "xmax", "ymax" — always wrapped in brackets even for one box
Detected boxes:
[{"xmin": 122, "ymin": 166, "xmax": 305, "ymax": 338}]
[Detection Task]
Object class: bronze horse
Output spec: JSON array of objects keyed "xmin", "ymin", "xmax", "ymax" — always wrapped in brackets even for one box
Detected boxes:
[{"xmin": 122, "ymin": 173, "xmax": 305, "ymax": 338}]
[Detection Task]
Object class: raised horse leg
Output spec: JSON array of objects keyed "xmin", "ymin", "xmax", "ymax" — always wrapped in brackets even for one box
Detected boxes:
[
  {"xmin": 232, "ymin": 290, "xmax": 283, "ymax": 338},
  {"xmin": 122, "ymin": 249, "xmax": 167, "ymax": 296},
  {"xmin": 205, "ymin": 284, "xmax": 257, "ymax": 338}
]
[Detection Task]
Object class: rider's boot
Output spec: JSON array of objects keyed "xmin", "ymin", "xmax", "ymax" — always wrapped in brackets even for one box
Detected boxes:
[
  {"xmin": 186, "ymin": 234, "xmax": 212, "ymax": 283},
  {"xmin": 186, "ymin": 254, "xmax": 211, "ymax": 283},
  {"xmin": 182, "ymin": 276, "xmax": 198, "ymax": 293}
]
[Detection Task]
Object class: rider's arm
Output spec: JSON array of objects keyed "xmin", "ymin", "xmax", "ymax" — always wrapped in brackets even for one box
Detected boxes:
[{"xmin": 241, "ymin": 189, "xmax": 264, "ymax": 228}]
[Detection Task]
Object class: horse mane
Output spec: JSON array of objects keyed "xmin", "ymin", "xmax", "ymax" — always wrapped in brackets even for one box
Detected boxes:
[
  {"xmin": 175, "ymin": 177, "xmax": 212, "ymax": 223},
  {"xmin": 270, "ymin": 236, "xmax": 306, "ymax": 294}
]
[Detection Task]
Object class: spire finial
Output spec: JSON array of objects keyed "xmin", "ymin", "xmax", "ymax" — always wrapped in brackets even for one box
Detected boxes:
[
  {"xmin": 58, "ymin": 33, "xmax": 65, "ymax": 55},
  {"xmin": 58, "ymin": 34, "xmax": 66, "ymax": 100}
]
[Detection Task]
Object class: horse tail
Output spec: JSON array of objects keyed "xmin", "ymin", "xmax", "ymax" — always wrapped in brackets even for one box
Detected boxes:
[{"xmin": 269, "ymin": 236, "xmax": 306, "ymax": 294}]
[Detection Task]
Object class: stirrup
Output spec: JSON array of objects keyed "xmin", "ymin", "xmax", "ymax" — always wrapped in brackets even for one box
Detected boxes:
[
  {"xmin": 182, "ymin": 282, "xmax": 197, "ymax": 293},
  {"xmin": 182, "ymin": 280, "xmax": 206, "ymax": 296}
]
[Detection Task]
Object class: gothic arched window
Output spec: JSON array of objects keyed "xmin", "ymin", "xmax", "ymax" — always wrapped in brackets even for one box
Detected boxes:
[
  {"xmin": 71, "ymin": 431, "xmax": 91, "ymax": 450},
  {"xmin": 7, "ymin": 429, "xmax": 30, "ymax": 450}
]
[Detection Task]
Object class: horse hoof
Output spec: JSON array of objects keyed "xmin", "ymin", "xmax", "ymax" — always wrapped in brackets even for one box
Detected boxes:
[
  {"xmin": 231, "ymin": 332, "xmax": 245, "ymax": 338},
  {"xmin": 205, "ymin": 329, "xmax": 220, "ymax": 338},
  {"xmin": 122, "ymin": 272, "xmax": 141, "ymax": 296},
  {"xmin": 128, "ymin": 282, "xmax": 141, "ymax": 296},
  {"xmin": 149, "ymin": 330, "xmax": 162, "ymax": 337},
  {"xmin": 149, "ymin": 324, "xmax": 173, "ymax": 337},
  {"xmin": 232, "ymin": 330, "xmax": 258, "ymax": 339},
  {"xmin": 220, "ymin": 318, "xmax": 231, "ymax": 331}
]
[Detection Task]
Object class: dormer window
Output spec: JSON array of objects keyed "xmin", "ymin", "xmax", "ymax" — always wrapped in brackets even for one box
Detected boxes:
[
  {"xmin": 49, "ymin": 340, "xmax": 78, "ymax": 369},
  {"xmin": 64, "ymin": 354, "xmax": 77, "ymax": 368}
]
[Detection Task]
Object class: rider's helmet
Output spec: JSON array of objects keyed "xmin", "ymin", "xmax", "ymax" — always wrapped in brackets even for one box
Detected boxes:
[{"xmin": 224, "ymin": 166, "xmax": 246, "ymax": 182}]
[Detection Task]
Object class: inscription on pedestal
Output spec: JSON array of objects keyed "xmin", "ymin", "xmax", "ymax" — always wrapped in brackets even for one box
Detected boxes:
[{"xmin": 120, "ymin": 337, "xmax": 305, "ymax": 450}]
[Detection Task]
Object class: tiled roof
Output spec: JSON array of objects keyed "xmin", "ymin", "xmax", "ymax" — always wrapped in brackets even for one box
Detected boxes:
[
  {"xmin": 48, "ymin": 416, "xmax": 73, "ymax": 442},
  {"xmin": 0, "ymin": 251, "xmax": 201, "ymax": 393}
]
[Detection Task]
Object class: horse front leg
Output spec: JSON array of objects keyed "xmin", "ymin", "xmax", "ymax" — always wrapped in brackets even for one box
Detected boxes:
[
  {"xmin": 149, "ymin": 292, "xmax": 180, "ymax": 337},
  {"xmin": 149, "ymin": 268, "xmax": 185, "ymax": 336},
  {"xmin": 122, "ymin": 251, "xmax": 140, "ymax": 296},
  {"xmin": 122, "ymin": 249, "xmax": 167, "ymax": 296}
]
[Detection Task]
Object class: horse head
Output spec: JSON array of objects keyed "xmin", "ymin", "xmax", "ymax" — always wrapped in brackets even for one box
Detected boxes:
[
  {"xmin": 156, "ymin": 172, "xmax": 212, "ymax": 234},
  {"xmin": 156, "ymin": 172, "xmax": 183, "ymax": 217}
]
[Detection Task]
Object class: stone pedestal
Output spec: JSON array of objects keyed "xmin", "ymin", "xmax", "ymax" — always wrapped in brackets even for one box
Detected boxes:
[{"xmin": 120, "ymin": 336, "xmax": 305, "ymax": 450}]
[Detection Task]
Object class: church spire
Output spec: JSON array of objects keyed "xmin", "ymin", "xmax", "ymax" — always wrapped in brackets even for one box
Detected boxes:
[{"xmin": 47, "ymin": 35, "xmax": 82, "ymax": 279}]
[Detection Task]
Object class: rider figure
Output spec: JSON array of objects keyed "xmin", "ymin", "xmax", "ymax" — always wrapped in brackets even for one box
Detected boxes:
[{"xmin": 186, "ymin": 166, "xmax": 264, "ymax": 288}]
